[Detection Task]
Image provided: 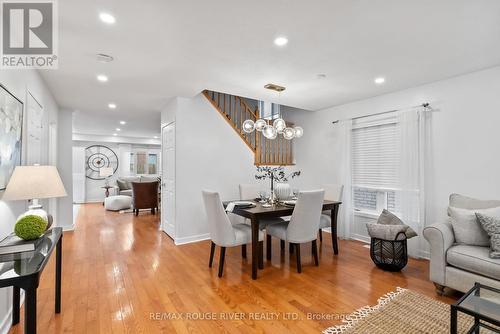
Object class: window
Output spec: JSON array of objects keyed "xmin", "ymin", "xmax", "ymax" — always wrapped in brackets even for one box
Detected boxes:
[
  {"xmin": 129, "ymin": 150, "xmax": 159, "ymax": 175},
  {"xmin": 352, "ymin": 113, "xmax": 401, "ymax": 215},
  {"xmin": 259, "ymin": 101, "xmax": 280, "ymax": 120}
]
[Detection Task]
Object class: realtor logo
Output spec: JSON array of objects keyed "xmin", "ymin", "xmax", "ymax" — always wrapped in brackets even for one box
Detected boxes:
[{"xmin": 1, "ymin": 0, "xmax": 58, "ymax": 68}]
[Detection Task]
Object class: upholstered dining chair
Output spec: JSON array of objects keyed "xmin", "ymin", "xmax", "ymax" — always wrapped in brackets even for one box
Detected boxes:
[
  {"xmin": 238, "ymin": 184, "xmax": 283, "ymax": 231},
  {"xmin": 131, "ymin": 181, "xmax": 159, "ymax": 216},
  {"xmin": 318, "ymin": 184, "xmax": 344, "ymax": 242},
  {"xmin": 202, "ymin": 190, "xmax": 264, "ymax": 277},
  {"xmin": 266, "ymin": 190, "xmax": 325, "ymax": 273}
]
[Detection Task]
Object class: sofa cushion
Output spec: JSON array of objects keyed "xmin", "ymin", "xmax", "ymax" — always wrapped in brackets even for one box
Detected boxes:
[
  {"xmin": 116, "ymin": 179, "xmax": 129, "ymax": 190},
  {"xmin": 448, "ymin": 193, "xmax": 500, "ymax": 213},
  {"xmin": 119, "ymin": 189, "xmax": 133, "ymax": 197},
  {"xmin": 141, "ymin": 176, "xmax": 159, "ymax": 183},
  {"xmin": 447, "ymin": 245, "xmax": 500, "ymax": 280},
  {"xmin": 448, "ymin": 206, "xmax": 500, "ymax": 246},
  {"xmin": 476, "ymin": 213, "xmax": 500, "ymax": 259}
]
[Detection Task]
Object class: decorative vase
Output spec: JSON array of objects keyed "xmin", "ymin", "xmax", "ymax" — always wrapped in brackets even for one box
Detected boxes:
[{"xmin": 275, "ymin": 183, "xmax": 291, "ymax": 201}]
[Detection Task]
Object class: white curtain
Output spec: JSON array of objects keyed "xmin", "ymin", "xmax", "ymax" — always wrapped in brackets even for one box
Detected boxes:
[
  {"xmin": 397, "ymin": 107, "xmax": 432, "ymax": 257},
  {"xmin": 337, "ymin": 120, "xmax": 353, "ymax": 239}
]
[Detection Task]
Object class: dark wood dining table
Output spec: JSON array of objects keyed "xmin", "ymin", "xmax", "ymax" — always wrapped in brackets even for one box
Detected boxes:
[{"xmin": 224, "ymin": 200, "xmax": 342, "ymax": 280}]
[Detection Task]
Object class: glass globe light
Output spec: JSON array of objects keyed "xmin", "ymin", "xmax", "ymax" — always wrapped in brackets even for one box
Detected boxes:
[
  {"xmin": 283, "ymin": 127, "xmax": 295, "ymax": 140},
  {"xmin": 262, "ymin": 125, "xmax": 277, "ymax": 139},
  {"xmin": 242, "ymin": 119, "xmax": 255, "ymax": 133},
  {"xmin": 273, "ymin": 118, "xmax": 286, "ymax": 133},
  {"xmin": 293, "ymin": 126, "xmax": 304, "ymax": 138},
  {"xmin": 255, "ymin": 119, "xmax": 267, "ymax": 132}
]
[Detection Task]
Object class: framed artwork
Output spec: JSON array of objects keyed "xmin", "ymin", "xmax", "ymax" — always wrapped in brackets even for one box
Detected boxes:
[{"xmin": 0, "ymin": 84, "xmax": 23, "ymax": 190}]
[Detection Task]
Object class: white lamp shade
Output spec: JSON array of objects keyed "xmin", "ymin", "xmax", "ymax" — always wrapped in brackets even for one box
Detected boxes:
[
  {"xmin": 99, "ymin": 167, "xmax": 114, "ymax": 177},
  {"xmin": 2, "ymin": 165, "xmax": 67, "ymax": 201}
]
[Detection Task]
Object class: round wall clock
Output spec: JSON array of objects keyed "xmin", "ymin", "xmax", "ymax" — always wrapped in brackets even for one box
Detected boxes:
[{"xmin": 85, "ymin": 145, "xmax": 119, "ymax": 180}]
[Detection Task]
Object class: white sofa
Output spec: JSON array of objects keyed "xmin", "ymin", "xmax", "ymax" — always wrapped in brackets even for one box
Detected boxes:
[
  {"xmin": 423, "ymin": 194, "xmax": 500, "ymax": 295},
  {"xmin": 115, "ymin": 175, "xmax": 159, "ymax": 196}
]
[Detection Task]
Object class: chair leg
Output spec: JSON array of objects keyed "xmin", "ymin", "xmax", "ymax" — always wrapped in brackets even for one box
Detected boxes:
[
  {"xmin": 266, "ymin": 235, "xmax": 272, "ymax": 260},
  {"xmin": 280, "ymin": 240, "xmax": 285, "ymax": 251},
  {"xmin": 218, "ymin": 247, "xmax": 226, "ymax": 277},
  {"xmin": 151, "ymin": 208, "xmax": 155, "ymax": 214},
  {"xmin": 312, "ymin": 240, "xmax": 319, "ymax": 266},
  {"xmin": 295, "ymin": 244, "xmax": 302, "ymax": 273},
  {"xmin": 135, "ymin": 209, "xmax": 139, "ymax": 216},
  {"xmin": 319, "ymin": 229, "xmax": 323, "ymax": 242},
  {"xmin": 289, "ymin": 243, "xmax": 294, "ymax": 254},
  {"xmin": 241, "ymin": 244, "xmax": 247, "ymax": 259},
  {"xmin": 209, "ymin": 242, "xmax": 216, "ymax": 267},
  {"xmin": 258, "ymin": 241, "xmax": 264, "ymax": 269}
]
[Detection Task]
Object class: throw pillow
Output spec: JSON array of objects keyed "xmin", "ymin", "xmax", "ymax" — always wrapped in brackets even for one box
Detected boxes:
[
  {"xmin": 376, "ymin": 209, "xmax": 418, "ymax": 239},
  {"xmin": 366, "ymin": 223, "xmax": 408, "ymax": 241},
  {"xmin": 448, "ymin": 206, "xmax": 500, "ymax": 246},
  {"xmin": 475, "ymin": 213, "xmax": 500, "ymax": 259},
  {"xmin": 116, "ymin": 179, "xmax": 129, "ymax": 190}
]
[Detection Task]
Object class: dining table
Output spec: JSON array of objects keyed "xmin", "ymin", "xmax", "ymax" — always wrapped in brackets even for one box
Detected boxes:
[{"xmin": 224, "ymin": 199, "xmax": 342, "ymax": 280}]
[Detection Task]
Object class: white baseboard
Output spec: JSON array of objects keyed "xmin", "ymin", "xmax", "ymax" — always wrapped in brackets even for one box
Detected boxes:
[
  {"xmin": 174, "ymin": 233, "xmax": 210, "ymax": 245},
  {"xmin": 350, "ymin": 234, "xmax": 371, "ymax": 244},
  {"xmin": 0, "ymin": 291, "xmax": 24, "ymax": 334},
  {"xmin": 62, "ymin": 224, "xmax": 75, "ymax": 232}
]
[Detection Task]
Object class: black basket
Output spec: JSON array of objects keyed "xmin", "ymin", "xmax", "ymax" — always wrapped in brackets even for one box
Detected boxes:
[{"xmin": 370, "ymin": 232, "xmax": 408, "ymax": 272}]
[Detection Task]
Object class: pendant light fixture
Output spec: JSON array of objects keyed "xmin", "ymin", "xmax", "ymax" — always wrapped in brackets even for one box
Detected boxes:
[{"xmin": 241, "ymin": 83, "xmax": 303, "ymax": 140}]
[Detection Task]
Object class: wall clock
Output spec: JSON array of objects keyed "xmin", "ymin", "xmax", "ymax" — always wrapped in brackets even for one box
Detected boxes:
[{"xmin": 85, "ymin": 145, "xmax": 119, "ymax": 180}]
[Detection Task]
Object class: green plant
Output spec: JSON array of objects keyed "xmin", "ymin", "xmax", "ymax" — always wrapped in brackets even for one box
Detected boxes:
[{"xmin": 14, "ymin": 215, "xmax": 47, "ymax": 240}]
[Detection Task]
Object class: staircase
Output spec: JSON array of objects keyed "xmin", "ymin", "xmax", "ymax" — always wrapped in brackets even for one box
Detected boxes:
[{"xmin": 203, "ymin": 90, "xmax": 294, "ymax": 166}]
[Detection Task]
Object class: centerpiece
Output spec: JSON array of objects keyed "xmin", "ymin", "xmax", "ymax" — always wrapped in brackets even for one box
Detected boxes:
[{"xmin": 255, "ymin": 166, "xmax": 300, "ymax": 204}]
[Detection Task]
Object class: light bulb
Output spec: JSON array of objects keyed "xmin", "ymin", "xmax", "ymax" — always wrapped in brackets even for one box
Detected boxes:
[
  {"xmin": 293, "ymin": 126, "xmax": 303, "ymax": 138},
  {"xmin": 263, "ymin": 125, "xmax": 277, "ymax": 139},
  {"xmin": 255, "ymin": 119, "xmax": 267, "ymax": 131},
  {"xmin": 283, "ymin": 127, "xmax": 295, "ymax": 140},
  {"xmin": 242, "ymin": 119, "xmax": 255, "ymax": 133},
  {"xmin": 273, "ymin": 118, "xmax": 286, "ymax": 133}
]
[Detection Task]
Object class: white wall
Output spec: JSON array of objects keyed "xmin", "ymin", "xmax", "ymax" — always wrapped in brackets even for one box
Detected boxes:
[
  {"xmin": 57, "ymin": 109, "xmax": 74, "ymax": 229},
  {"xmin": 286, "ymin": 66, "xmax": 500, "ymax": 252},
  {"xmin": 72, "ymin": 140, "xmax": 160, "ymax": 202},
  {"xmin": 163, "ymin": 94, "xmax": 270, "ymax": 243},
  {"xmin": 0, "ymin": 69, "xmax": 67, "ymax": 334}
]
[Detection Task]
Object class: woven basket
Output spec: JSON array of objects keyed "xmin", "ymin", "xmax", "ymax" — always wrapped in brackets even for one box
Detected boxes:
[{"xmin": 370, "ymin": 232, "xmax": 408, "ymax": 272}]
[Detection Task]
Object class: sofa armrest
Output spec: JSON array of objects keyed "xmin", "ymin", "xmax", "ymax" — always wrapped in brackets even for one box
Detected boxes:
[{"xmin": 423, "ymin": 222, "xmax": 455, "ymax": 285}]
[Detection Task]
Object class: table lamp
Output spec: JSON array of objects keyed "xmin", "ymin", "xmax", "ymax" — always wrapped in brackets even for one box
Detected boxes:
[
  {"xmin": 2, "ymin": 165, "xmax": 67, "ymax": 221},
  {"xmin": 99, "ymin": 167, "xmax": 114, "ymax": 187}
]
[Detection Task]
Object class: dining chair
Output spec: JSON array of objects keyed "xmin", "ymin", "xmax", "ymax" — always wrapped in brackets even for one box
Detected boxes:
[
  {"xmin": 266, "ymin": 190, "xmax": 325, "ymax": 273},
  {"xmin": 202, "ymin": 190, "xmax": 264, "ymax": 277},
  {"xmin": 318, "ymin": 184, "xmax": 343, "ymax": 242}
]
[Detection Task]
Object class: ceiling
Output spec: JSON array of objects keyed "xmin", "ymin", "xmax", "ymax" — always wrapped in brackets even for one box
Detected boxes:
[{"xmin": 41, "ymin": 0, "xmax": 500, "ymax": 136}]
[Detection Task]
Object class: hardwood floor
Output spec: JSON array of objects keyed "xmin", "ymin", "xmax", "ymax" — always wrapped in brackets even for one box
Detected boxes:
[{"xmin": 10, "ymin": 203, "xmax": 458, "ymax": 333}]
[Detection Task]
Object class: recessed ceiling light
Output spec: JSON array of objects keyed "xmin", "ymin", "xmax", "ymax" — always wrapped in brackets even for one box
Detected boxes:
[
  {"xmin": 108, "ymin": 103, "xmax": 116, "ymax": 109},
  {"xmin": 113, "ymin": 133, "xmax": 117, "ymax": 136},
  {"xmin": 99, "ymin": 12, "xmax": 116, "ymax": 24},
  {"xmin": 154, "ymin": 136, "xmax": 158, "ymax": 139},
  {"xmin": 374, "ymin": 77, "xmax": 385, "ymax": 84},
  {"xmin": 317, "ymin": 74, "xmax": 327, "ymax": 79},
  {"xmin": 97, "ymin": 74, "xmax": 108, "ymax": 82},
  {"xmin": 274, "ymin": 36, "xmax": 288, "ymax": 47},
  {"xmin": 119, "ymin": 120, "xmax": 126, "ymax": 125},
  {"xmin": 116, "ymin": 128, "xmax": 121, "ymax": 131}
]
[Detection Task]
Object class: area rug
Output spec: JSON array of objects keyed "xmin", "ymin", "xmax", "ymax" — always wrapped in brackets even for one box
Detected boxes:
[{"xmin": 323, "ymin": 287, "xmax": 497, "ymax": 334}]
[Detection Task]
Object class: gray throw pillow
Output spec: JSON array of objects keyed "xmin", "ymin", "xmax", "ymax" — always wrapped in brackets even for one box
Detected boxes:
[
  {"xmin": 475, "ymin": 213, "xmax": 500, "ymax": 259},
  {"xmin": 366, "ymin": 223, "xmax": 408, "ymax": 241},
  {"xmin": 448, "ymin": 193, "xmax": 500, "ymax": 215},
  {"xmin": 448, "ymin": 206, "xmax": 500, "ymax": 246},
  {"xmin": 376, "ymin": 209, "xmax": 418, "ymax": 239},
  {"xmin": 116, "ymin": 179, "xmax": 129, "ymax": 190}
]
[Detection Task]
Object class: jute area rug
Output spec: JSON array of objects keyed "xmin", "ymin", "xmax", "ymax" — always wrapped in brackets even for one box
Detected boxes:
[{"xmin": 323, "ymin": 288, "xmax": 498, "ymax": 334}]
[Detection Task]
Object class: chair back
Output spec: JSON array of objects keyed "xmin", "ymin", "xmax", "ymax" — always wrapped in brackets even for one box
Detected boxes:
[
  {"xmin": 323, "ymin": 184, "xmax": 343, "ymax": 201},
  {"xmin": 239, "ymin": 184, "xmax": 261, "ymax": 200},
  {"xmin": 202, "ymin": 190, "xmax": 235, "ymax": 246},
  {"xmin": 287, "ymin": 190, "xmax": 325, "ymax": 243},
  {"xmin": 131, "ymin": 181, "xmax": 159, "ymax": 209}
]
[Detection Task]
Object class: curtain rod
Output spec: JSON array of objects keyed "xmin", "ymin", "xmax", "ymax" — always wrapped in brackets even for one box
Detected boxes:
[{"xmin": 331, "ymin": 103, "xmax": 430, "ymax": 124}]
